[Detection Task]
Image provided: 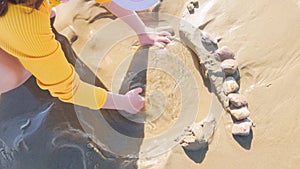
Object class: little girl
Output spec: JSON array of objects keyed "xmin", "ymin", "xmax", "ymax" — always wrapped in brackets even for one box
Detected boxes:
[{"xmin": 0, "ymin": 0, "xmax": 170, "ymax": 114}]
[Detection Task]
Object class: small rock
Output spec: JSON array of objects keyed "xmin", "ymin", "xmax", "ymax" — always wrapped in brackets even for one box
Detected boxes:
[
  {"xmin": 216, "ymin": 46, "xmax": 235, "ymax": 61},
  {"xmin": 266, "ymin": 83, "xmax": 272, "ymax": 87},
  {"xmin": 223, "ymin": 76, "xmax": 239, "ymax": 95},
  {"xmin": 187, "ymin": 3, "xmax": 195, "ymax": 13},
  {"xmin": 190, "ymin": 0, "xmax": 199, "ymax": 7},
  {"xmin": 229, "ymin": 106, "xmax": 251, "ymax": 120},
  {"xmin": 228, "ymin": 93, "xmax": 248, "ymax": 107},
  {"xmin": 221, "ymin": 59, "xmax": 238, "ymax": 75},
  {"xmin": 232, "ymin": 118, "xmax": 252, "ymax": 136}
]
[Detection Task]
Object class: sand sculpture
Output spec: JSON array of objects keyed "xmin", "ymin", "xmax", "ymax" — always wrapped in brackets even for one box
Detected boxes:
[
  {"xmin": 176, "ymin": 0, "xmax": 254, "ymax": 151},
  {"xmin": 52, "ymin": 1, "xmax": 254, "ymax": 154}
]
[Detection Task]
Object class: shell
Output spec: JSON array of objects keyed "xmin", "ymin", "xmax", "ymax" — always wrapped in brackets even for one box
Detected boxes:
[
  {"xmin": 229, "ymin": 106, "xmax": 251, "ymax": 120},
  {"xmin": 216, "ymin": 46, "xmax": 235, "ymax": 61},
  {"xmin": 232, "ymin": 118, "xmax": 252, "ymax": 136},
  {"xmin": 228, "ymin": 93, "xmax": 248, "ymax": 107},
  {"xmin": 223, "ymin": 76, "xmax": 239, "ymax": 95},
  {"xmin": 221, "ymin": 59, "xmax": 238, "ymax": 75},
  {"xmin": 187, "ymin": 3, "xmax": 195, "ymax": 13}
]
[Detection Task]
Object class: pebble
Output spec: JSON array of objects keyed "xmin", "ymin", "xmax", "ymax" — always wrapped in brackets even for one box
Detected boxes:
[
  {"xmin": 223, "ymin": 76, "xmax": 239, "ymax": 95},
  {"xmin": 229, "ymin": 106, "xmax": 251, "ymax": 120},
  {"xmin": 190, "ymin": 0, "xmax": 199, "ymax": 7},
  {"xmin": 216, "ymin": 46, "xmax": 235, "ymax": 61},
  {"xmin": 227, "ymin": 93, "xmax": 248, "ymax": 107},
  {"xmin": 221, "ymin": 59, "xmax": 238, "ymax": 75},
  {"xmin": 187, "ymin": 3, "xmax": 195, "ymax": 13},
  {"xmin": 232, "ymin": 118, "xmax": 252, "ymax": 136}
]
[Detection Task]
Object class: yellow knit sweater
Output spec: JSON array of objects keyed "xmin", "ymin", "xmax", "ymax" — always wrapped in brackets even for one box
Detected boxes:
[{"xmin": 0, "ymin": 0, "xmax": 111, "ymax": 109}]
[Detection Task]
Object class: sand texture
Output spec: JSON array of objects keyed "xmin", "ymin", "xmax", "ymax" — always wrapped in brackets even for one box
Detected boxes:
[
  {"xmin": 53, "ymin": 0, "xmax": 300, "ymax": 168},
  {"xmin": 0, "ymin": 0, "xmax": 299, "ymax": 168}
]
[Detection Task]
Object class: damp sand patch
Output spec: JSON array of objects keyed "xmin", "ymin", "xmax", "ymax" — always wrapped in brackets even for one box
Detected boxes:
[{"xmin": 76, "ymin": 14, "xmax": 214, "ymax": 157}]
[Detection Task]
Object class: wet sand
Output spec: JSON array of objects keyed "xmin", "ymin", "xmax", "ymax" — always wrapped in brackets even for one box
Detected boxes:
[{"xmin": 54, "ymin": 0, "xmax": 300, "ymax": 168}]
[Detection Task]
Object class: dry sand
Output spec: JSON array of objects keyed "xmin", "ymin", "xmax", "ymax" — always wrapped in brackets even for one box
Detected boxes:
[{"xmin": 55, "ymin": 0, "xmax": 300, "ymax": 168}]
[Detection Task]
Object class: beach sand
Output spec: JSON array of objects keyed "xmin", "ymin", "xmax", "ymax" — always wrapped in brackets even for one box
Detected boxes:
[{"xmin": 54, "ymin": 0, "xmax": 300, "ymax": 168}]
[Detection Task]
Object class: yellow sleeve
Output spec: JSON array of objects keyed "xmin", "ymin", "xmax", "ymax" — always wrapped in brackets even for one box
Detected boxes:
[
  {"xmin": 48, "ymin": 0, "xmax": 112, "ymax": 5},
  {"xmin": 1, "ymin": 3, "xmax": 107, "ymax": 109},
  {"xmin": 95, "ymin": 0, "xmax": 112, "ymax": 4},
  {"xmin": 49, "ymin": 0, "xmax": 62, "ymax": 5}
]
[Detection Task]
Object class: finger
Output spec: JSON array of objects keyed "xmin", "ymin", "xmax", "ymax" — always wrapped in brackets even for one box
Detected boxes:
[
  {"xmin": 158, "ymin": 31, "xmax": 172, "ymax": 37},
  {"xmin": 154, "ymin": 42, "xmax": 166, "ymax": 49},
  {"xmin": 138, "ymin": 95, "xmax": 145, "ymax": 103},
  {"xmin": 132, "ymin": 102, "xmax": 143, "ymax": 114},
  {"xmin": 132, "ymin": 87, "xmax": 143, "ymax": 94},
  {"xmin": 140, "ymin": 96, "xmax": 145, "ymax": 102},
  {"xmin": 138, "ymin": 100, "xmax": 145, "ymax": 110},
  {"xmin": 157, "ymin": 37, "xmax": 171, "ymax": 44}
]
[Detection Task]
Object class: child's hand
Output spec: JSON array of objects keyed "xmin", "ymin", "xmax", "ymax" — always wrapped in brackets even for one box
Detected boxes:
[
  {"xmin": 50, "ymin": 0, "xmax": 70, "ymax": 18},
  {"xmin": 50, "ymin": 7, "xmax": 56, "ymax": 18},
  {"xmin": 138, "ymin": 31, "xmax": 172, "ymax": 49},
  {"xmin": 123, "ymin": 88, "xmax": 145, "ymax": 114}
]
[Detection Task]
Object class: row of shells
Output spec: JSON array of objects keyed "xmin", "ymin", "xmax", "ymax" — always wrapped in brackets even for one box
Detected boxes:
[{"xmin": 217, "ymin": 46, "xmax": 253, "ymax": 136}]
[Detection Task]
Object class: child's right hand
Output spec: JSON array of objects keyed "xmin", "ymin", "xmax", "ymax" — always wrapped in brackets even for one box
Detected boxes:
[
  {"xmin": 123, "ymin": 88, "xmax": 145, "ymax": 114},
  {"xmin": 102, "ymin": 88, "xmax": 145, "ymax": 114}
]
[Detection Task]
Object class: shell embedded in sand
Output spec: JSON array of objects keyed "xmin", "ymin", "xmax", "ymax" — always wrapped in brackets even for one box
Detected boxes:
[
  {"xmin": 232, "ymin": 118, "xmax": 252, "ymax": 136},
  {"xmin": 229, "ymin": 106, "xmax": 251, "ymax": 120},
  {"xmin": 216, "ymin": 46, "xmax": 235, "ymax": 61},
  {"xmin": 187, "ymin": 3, "xmax": 195, "ymax": 13},
  {"xmin": 223, "ymin": 76, "xmax": 239, "ymax": 95},
  {"xmin": 228, "ymin": 93, "xmax": 248, "ymax": 107},
  {"xmin": 221, "ymin": 59, "xmax": 238, "ymax": 75}
]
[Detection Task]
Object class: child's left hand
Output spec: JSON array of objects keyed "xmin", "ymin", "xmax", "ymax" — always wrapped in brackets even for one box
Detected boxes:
[
  {"xmin": 138, "ymin": 31, "xmax": 172, "ymax": 49},
  {"xmin": 50, "ymin": 0, "xmax": 70, "ymax": 18}
]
